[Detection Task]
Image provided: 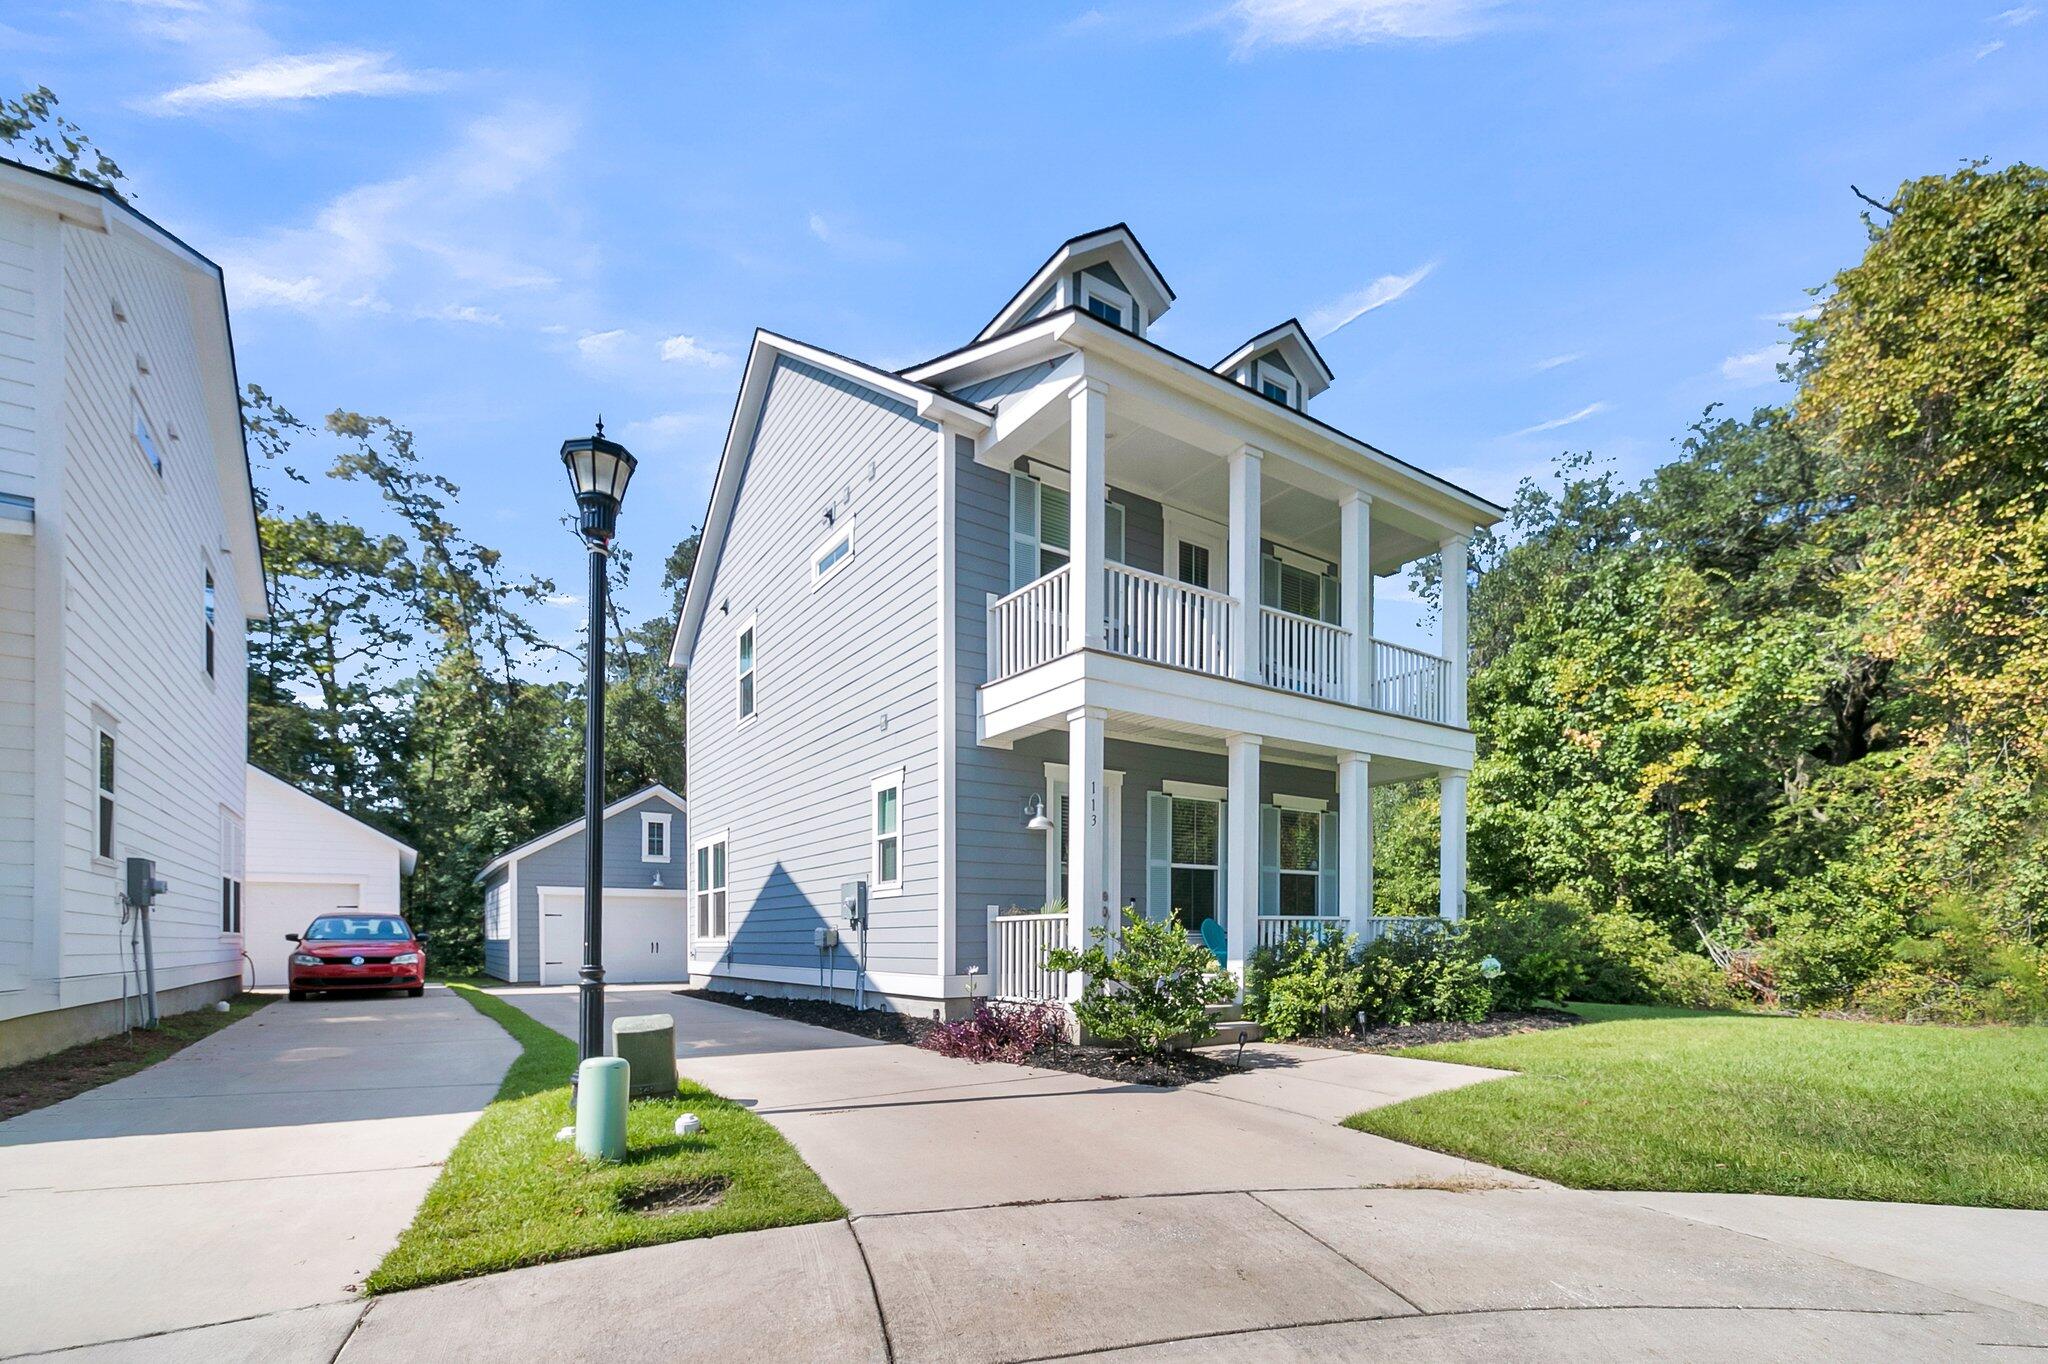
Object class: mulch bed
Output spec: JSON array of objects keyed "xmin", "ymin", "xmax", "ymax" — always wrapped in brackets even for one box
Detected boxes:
[
  {"xmin": 1287, "ymin": 1008, "xmax": 1582, "ymax": 1053},
  {"xmin": 0, "ymin": 994, "xmax": 270, "ymax": 1121},
  {"xmin": 699, "ymin": 989, "xmax": 1235, "ymax": 1087}
]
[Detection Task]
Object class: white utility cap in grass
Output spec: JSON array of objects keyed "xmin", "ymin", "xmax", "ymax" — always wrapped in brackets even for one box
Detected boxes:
[
  {"xmin": 675, "ymin": 1113, "xmax": 702, "ymax": 1137},
  {"xmin": 215, "ymin": 1000, "xmax": 231, "ymax": 1013},
  {"xmin": 555, "ymin": 1126, "xmax": 576, "ymax": 1143}
]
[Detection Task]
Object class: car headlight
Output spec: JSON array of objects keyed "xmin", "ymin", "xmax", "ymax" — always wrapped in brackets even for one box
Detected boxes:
[
  {"xmin": 291, "ymin": 953, "xmax": 321, "ymax": 967},
  {"xmin": 391, "ymin": 952, "xmax": 421, "ymax": 965}
]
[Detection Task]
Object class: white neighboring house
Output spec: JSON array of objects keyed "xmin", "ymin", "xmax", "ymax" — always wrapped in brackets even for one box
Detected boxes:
[
  {"xmin": 243, "ymin": 765, "xmax": 418, "ymax": 988},
  {"xmin": 0, "ymin": 159, "xmax": 265, "ymax": 1064}
]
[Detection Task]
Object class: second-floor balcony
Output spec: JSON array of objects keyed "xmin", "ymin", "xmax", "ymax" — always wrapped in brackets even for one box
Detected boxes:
[{"xmin": 988, "ymin": 561, "xmax": 1455, "ymax": 724}]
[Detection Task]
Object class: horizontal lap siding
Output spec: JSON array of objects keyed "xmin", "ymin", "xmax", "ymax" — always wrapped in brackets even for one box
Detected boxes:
[
  {"xmin": 480, "ymin": 866, "xmax": 511, "ymax": 981},
  {"xmin": 511, "ymin": 792, "xmax": 683, "ymax": 982},
  {"xmin": 687, "ymin": 359, "xmax": 940, "ymax": 985},
  {"xmin": 0, "ymin": 201, "xmax": 37, "ymax": 991},
  {"xmin": 51, "ymin": 222, "xmax": 245, "ymax": 1005}
]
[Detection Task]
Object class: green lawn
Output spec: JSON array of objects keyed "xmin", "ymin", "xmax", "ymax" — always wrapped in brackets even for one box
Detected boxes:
[
  {"xmin": 367, "ymin": 983, "xmax": 843, "ymax": 1293},
  {"xmin": 1345, "ymin": 1003, "xmax": 2048, "ymax": 1209}
]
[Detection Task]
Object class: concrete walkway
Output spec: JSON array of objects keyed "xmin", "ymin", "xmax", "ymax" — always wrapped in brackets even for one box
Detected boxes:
[
  {"xmin": 336, "ymin": 987, "xmax": 2048, "ymax": 1362},
  {"xmin": 0, "ymin": 987, "xmax": 516, "ymax": 1360}
]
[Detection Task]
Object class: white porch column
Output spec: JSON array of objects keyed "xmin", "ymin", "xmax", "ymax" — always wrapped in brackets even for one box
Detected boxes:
[
  {"xmin": 1066, "ymin": 705, "xmax": 1109, "ymax": 997},
  {"xmin": 1337, "ymin": 753, "xmax": 1373, "ymax": 936},
  {"xmin": 1068, "ymin": 380, "xmax": 1109, "ymax": 653},
  {"xmin": 1439, "ymin": 769, "xmax": 1468, "ymax": 922},
  {"xmin": 1227, "ymin": 445, "xmax": 1263, "ymax": 683},
  {"xmin": 1441, "ymin": 532, "xmax": 1470, "ymax": 727},
  {"xmin": 1340, "ymin": 492, "xmax": 1373, "ymax": 705},
  {"xmin": 1225, "ymin": 733, "xmax": 1261, "ymax": 981}
]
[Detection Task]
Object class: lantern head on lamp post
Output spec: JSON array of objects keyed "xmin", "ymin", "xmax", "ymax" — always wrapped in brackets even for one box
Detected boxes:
[{"xmin": 560, "ymin": 418, "xmax": 637, "ymax": 1077}]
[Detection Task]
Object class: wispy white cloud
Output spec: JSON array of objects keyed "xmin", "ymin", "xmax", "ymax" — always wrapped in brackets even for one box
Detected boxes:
[
  {"xmin": 543, "ymin": 592, "xmax": 582, "ymax": 610},
  {"xmin": 153, "ymin": 50, "xmax": 443, "ymax": 112},
  {"xmin": 659, "ymin": 333, "xmax": 731, "ymax": 367},
  {"xmin": 1227, "ymin": 0, "xmax": 1504, "ymax": 52},
  {"xmin": 1762, "ymin": 305, "xmax": 1820, "ymax": 323},
  {"xmin": 421, "ymin": 303, "xmax": 503, "ymax": 326},
  {"xmin": 1994, "ymin": 4, "xmax": 2038, "ymax": 25},
  {"xmin": 1510, "ymin": 401, "xmax": 1609, "ymax": 437},
  {"xmin": 1304, "ymin": 260, "xmax": 1437, "ymax": 338},
  {"xmin": 1720, "ymin": 345, "xmax": 1788, "ymax": 387},
  {"xmin": 576, "ymin": 328, "xmax": 627, "ymax": 357},
  {"xmin": 1532, "ymin": 351, "xmax": 1582, "ymax": 372},
  {"xmin": 807, "ymin": 211, "xmax": 905, "ymax": 260}
]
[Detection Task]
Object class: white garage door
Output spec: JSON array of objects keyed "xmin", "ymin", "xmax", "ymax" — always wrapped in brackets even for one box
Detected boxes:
[
  {"xmin": 246, "ymin": 881, "xmax": 363, "ymax": 987},
  {"xmin": 539, "ymin": 890, "xmax": 690, "ymax": 986}
]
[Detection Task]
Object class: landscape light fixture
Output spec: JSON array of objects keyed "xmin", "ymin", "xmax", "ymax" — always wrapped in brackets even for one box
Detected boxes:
[{"xmin": 560, "ymin": 418, "xmax": 637, "ymax": 1074}]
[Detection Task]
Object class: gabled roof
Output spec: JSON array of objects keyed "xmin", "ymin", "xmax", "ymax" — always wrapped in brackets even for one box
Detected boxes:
[
  {"xmin": 666, "ymin": 330, "xmax": 992, "ymax": 673},
  {"xmin": 1214, "ymin": 319, "xmax": 1335, "ymax": 402},
  {"xmin": 0, "ymin": 157, "xmax": 266, "ymax": 615},
  {"xmin": 247, "ymin": 764, "xmax": 418, "ymax": 872},
  {"xmin": 473, "ymin": 783, "xmax": 687, "ymax": 883},
  {"xmin": 974, "ymin": 223, "xmax": 1176, "ymax": 344}
]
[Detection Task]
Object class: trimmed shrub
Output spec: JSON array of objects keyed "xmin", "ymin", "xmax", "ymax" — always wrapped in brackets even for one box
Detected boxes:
[
  {"xmin": 1045, "ymin": 909, "xmax": 1236, "ymax": 1051},
  {"xmin": 1356, "ymin": 931, "xmax": 1493, "ymax": 1026},
  {"xmin": 1245, "ymin": 931, "xmax": 1361, "ymax": 1040},
  {"xmin": 1463, "ymin": 895, "xmax": 1590, "ymax": 1009}
]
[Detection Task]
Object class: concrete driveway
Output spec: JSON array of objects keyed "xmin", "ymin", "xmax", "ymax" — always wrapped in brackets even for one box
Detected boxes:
[
  {"xmin": 0, "ymin": 987, "xmax": 515, "ymax": 1360},
  {"xmin": 337, "ymin": 987, "xmax": 2048, "ymax": 1363}
]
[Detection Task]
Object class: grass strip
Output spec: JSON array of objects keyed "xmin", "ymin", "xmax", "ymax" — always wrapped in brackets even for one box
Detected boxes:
[
  {"xmin": 367, "ymin": 982, "xmax": 844, "ymax": 1292},
  {"xmin": 0, "ymin": 993, "xmax": 271, "ymax": 1122},
  {"xmin": 1344, "ymin": 1003, "xmax": 2048, "ymax": 1209}
]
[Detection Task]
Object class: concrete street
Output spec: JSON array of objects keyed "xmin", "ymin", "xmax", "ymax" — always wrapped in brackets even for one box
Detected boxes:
[{"xmin": 0, "ymin": 987, "xmax": 515, "ymax": 1360}]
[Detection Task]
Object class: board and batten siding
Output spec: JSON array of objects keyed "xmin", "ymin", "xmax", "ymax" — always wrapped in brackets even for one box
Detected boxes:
[
  {"xmin": 496, "ymin": 790, "xmax": 680, "ymax": 983},
  {"xmin": 46, "ymin": 218, "xmax": 247, "ymax": 1011},
  {"xmin": 686, "ymin": 357, "xmax": 942, "ymax": 991}
]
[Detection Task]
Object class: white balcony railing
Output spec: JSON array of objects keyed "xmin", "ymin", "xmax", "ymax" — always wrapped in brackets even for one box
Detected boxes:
[
  {"xmin": 1105, "ymin": 561, "xmax": 1235, "ymax": 679},
  {"xmin": 1258, "ymin": 915, "xmax": 1447, "ymax": 951},
  {"xmin": 1372, "ymin": 639, "xmax": 1451, "ymax": 724},
  {"xmin": 986, "ymin": 909, "xmax": 1069, "ymax": 1001},
  {"xmin": 988, "ymin": 566, "xmax": 1070, "ymax": 682},
  {"xmin": 1260, "ymin": 607, "xmax": 1351, "ymax": 702}
]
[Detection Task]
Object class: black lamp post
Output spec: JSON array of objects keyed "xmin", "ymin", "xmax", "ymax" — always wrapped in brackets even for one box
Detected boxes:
[{"xmin": 560, "ymin": 419, "xmax": 637, "ymax": 1070}]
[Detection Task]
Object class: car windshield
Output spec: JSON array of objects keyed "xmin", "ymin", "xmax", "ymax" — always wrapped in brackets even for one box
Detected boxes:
[{"xmin": 303, "ymin": 916, "xmax": 412, "ymax": 942}]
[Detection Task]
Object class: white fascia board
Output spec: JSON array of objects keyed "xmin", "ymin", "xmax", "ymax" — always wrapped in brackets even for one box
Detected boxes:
[
  {"xmin": 668, "ymin": 331, "xmax": 990, "ymax": 673},
  {"xmin": 473, "ymin": 783, "xmax": 687, "ymax": 883},
  {"xmin": 974, "ymin": 225, "xmax": 1175, "ymax": 344},
  {"xmin": 1213, "ymin": 320, "xmax": 1335, "ymax": 396},
  {"xmin": 901, "ymin": 315, "xmax": 1071, "ymax": 388}
]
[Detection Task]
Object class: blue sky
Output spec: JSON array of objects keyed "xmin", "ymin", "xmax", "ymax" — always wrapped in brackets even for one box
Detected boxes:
[{"xmin": 9, "ymin": 0, "xmax": 2045, "ymax": 649}]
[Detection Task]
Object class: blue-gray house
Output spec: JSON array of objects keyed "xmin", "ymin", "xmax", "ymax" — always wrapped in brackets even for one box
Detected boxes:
[
  {"xmin": 476, "ymin": 784, "xmax": 687, "ymax": 985},
  {"xmin": 667, "ymin": 225, "xmax": 1500, "ymax": 1018}
]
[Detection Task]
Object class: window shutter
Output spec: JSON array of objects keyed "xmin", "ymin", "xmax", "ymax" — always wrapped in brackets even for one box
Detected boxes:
[
  {"xmin": 1217, "ymin": 799, "xmax": 1229, "ymax": 926},
  {"xmin": 1040, "ymin": 483, "xmax": 1072, "ymax": 555},
  {"xmin": 1145, "ymin": 792, "xmax": 1172, "ymax": 921},
  {"xmin": 1259, "ymin": 805, "xmax": 1280, "ymax": 917},
  {"xmin": 1105, "ymin": 500, "xmax": 1126, "ymax": 566},
  {"xmin": 1261, "ymin": 553, "xmax": 1282, "ymax": 610},
  {"xmin": 1318, "ymin": 812, "xmax": 1339, "ymax": 916},
  {"xmin": 1009, "ymin": 474, "xmax": 1041, "ymax": 591}
]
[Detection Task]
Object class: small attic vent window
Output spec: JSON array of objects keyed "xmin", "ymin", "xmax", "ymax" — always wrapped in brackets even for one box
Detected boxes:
[
  {"xmin": 1078, "ymin": 274, "xmax": 1137, "ymax": 334},
  {"xmin": 1252, "ymin": 358, "xmax": 1300, "ymax": 410}
]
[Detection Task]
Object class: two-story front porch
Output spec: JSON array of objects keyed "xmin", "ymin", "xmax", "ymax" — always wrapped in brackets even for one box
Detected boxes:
[{"xmin": 956, "ymin": 355, "xmax": 1484, "ymax": 1000}]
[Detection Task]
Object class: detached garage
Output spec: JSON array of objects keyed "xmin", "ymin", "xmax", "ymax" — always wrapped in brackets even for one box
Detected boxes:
[
  {"xmin": 243, "ymin": 766, "xmax": 419, "ymax": 988},
  {"xmin": 476, "ymin": 784, "xmax": 688, "ymax": 985}
]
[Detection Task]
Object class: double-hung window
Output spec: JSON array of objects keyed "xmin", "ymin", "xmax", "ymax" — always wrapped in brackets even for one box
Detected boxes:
[
  {"xmin": 1007, "ymin": 474, "xmax": 1126, "ymax": 592},
  {"xmin": 96, "ymin": 727, "xmax": 117, "ymax": 860},
  {"xmin": 1262, "ymin": 552, "xmax": 1339, "ymax": 623},
  {"xmin": 219, "ymin": 807, "xmax": 243, "ymax": 933},
  {"xmin": 871, "ymin": 772, "xmax": 902, "ymax": 892},
  {"xmin": 642, "ymin": 811, "xmax": 672, "ymax": 863},
  {"xmin": 1276, "ymin": 808, "xmax": 1320, "ymax": 916},
  {"xmin": 736, "ymin": 621, "xmax": 756, "ymax": 720},
  {"xmin": 1168, "ymin": 797, "xmax": 1221, "ymax": 934},
  {"xmin": 694, "ymin": 836, "xmax": 728, "ymax": 939}
]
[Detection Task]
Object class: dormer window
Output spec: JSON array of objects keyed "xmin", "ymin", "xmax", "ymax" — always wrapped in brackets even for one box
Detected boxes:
[
  {"xmin": 1254, "ymin": 358, "xmax": 1300, "ymax": 409},
  {"xmin": 1078, "ymin": 273, "xmax": 1137, "ymax": 333}
]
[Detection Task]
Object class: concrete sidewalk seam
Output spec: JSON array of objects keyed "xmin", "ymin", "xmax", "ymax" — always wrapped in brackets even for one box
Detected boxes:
[
  {"xmin": 51, "ymin": 1080, "xmax": 504, "ymax": 1103},
  {"xmin": 1247, "ymin": 1189, "xmax": 1429, "ymax": 1315},
  {"xmin": 843, "ymin": 1216, "xmax": 898, "ymax": 1364},
  {"xmin": 24, "ymin": 1160, "xmax": 446, "ymax": 1195},
  {"xmin": 847, "ymin": 1182, "xmax": 1473, "ymax": 1222},
  {"xmin": 1006, "ymin": 1301, "xmax": 1976, "ymax": 1363},
  {"xmin": 327, "ymin": 1300, "xmax": 372, "ymax": 1364},
  {"xmin": 0, "ymin": 1301, "xmax": 370, "ymax": 1362}
]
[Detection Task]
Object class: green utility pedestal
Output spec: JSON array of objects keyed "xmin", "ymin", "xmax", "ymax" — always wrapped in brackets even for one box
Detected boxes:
[
  {"xmin": 612, "ymin": 1013, "xmax": 679, "ymax": 1099},
  {"xmin": 574, "ymin": 1056, "xmax": 629, "ymax": 1161}
]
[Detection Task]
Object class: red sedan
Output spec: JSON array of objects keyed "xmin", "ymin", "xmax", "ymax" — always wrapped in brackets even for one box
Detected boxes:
[{"xmin": 286, "ymin": 915, "xmax": 427, "ymax": 1000}]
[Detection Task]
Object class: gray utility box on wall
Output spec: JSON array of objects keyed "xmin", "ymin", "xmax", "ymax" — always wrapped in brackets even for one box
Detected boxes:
[{"xmin": 611, "ymin": 1013, "xmax": 679, "ymax": 1100}]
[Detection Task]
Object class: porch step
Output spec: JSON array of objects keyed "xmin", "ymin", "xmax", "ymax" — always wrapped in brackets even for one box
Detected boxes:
[
  {"xmin": 1194, "ymin": 1018, "xmax": 1265, "ymax": 1047},
  {"xmin": 1206, "ymin": 1002, "xmax": 1244, "ymax": 1024}
]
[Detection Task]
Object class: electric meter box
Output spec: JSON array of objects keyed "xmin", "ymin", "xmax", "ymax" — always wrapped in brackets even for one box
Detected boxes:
[
  {"xmin": 125, "ymin": 857, "xmax": 167, "ymax": 909},
  {"xmin": 840, "ymin": 880, "xmax": 868, "ymax": 930}
]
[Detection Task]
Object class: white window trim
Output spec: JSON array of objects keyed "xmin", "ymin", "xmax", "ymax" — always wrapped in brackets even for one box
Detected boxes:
[
  {"xmin": 641, "ymin": 811, "xmax": 673, "ymax": 863},
  {"xmin": 93, "ymin": 717, "xmax": 118, "ymax": 866},
  {"xmin": 132, "ymin": 394, "xmax": 164, "ymax": 478},
  {"xmin": 870, "ymin": 769, "xmax": 904, "ymax": 895},
  {"xmin": 1078, "ymin": 273, "xmax": 1137, "ymax": 332},
  {"xmin": 484, "ymin": 883, "xmax": 511, "ymax": 941},
  {"xmin": 1275, "ymin": 806, "xmax": 1321, "ymax": 913},
  {"xmin": 810, "ymin": 519, "xmax": 856, "ymax": 587},
  {"xmin": 1163, "ymin": 779, "xmax": 1229, "ymax": 802},
  {"xmin": 1254, "ymin": 358, "xmax": 1300, "ymax": 410},
  {"xmin": 218, "ymin": 805, "xmax": 244, "ymax": 939},
  {"xmin": 202, "ymin": 558, "xmax": 218, "ymax": 682},
  {"xmin": 692, "ymin": 830, "xmax": 731, "ymax": 944},
  {"xmin": 735, "ymin": 616, "xmax": 758, "ymax": 725}
]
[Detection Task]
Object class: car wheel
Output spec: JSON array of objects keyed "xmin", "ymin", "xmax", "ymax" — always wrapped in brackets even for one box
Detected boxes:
[
  {"xmin": 407, "ymin": 986, "xmax": 425, "ymax": 998},
  {"xmin": 288, "ymin": 990, "xmax": 307, "ymax": 1001}
]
